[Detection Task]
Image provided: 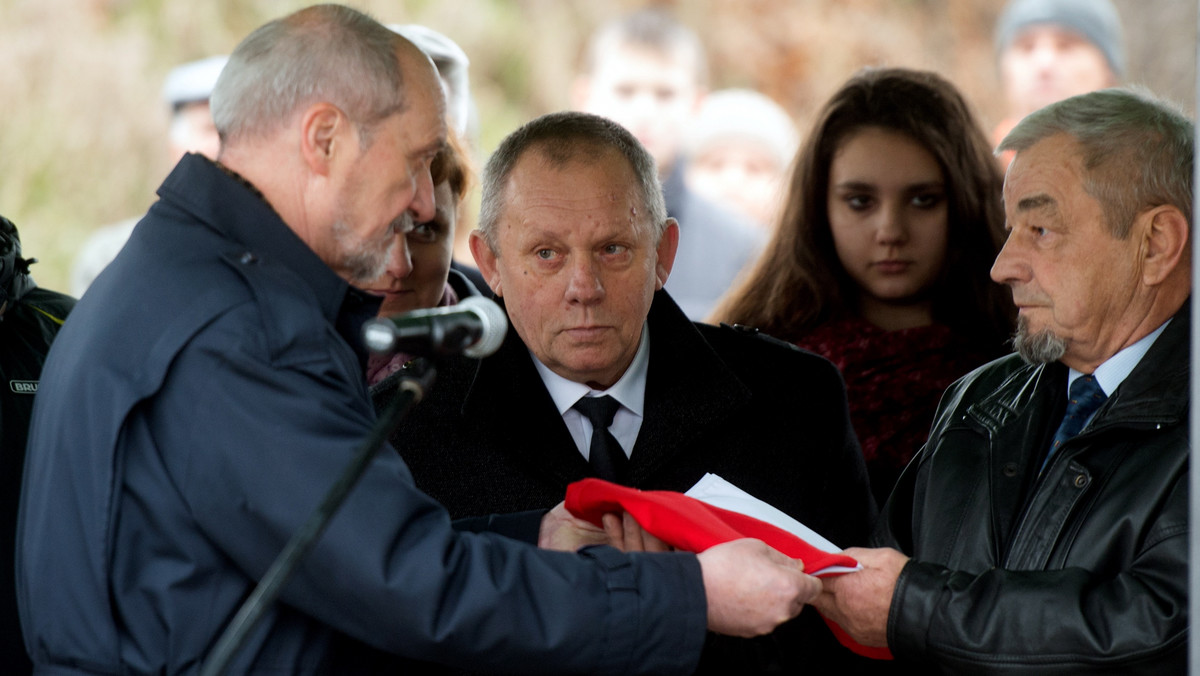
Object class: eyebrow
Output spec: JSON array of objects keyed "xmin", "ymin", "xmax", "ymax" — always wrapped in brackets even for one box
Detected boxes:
[
  {"xmin": 416, "ymin": 137, "xmax": 448, "ymax": 159},
  {"xmin": 904, "ymin": 181, "xmax": 946, "ymax": 193},
  {"xmin": 833, "ymin": 180, "xmax": 945, "ymax": 192},
  {"xmin": 1015, "ymin": 193, "xmax": 1058, "ymax": 214},
  {"xmin": 832, "ymin": 181, "xmax": 877, "ymax": 194}
]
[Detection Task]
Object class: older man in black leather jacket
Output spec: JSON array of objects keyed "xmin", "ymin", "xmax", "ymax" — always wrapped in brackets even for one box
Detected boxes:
[{"xmin": 814, "ymin": 88, "xmax": 1191, "ymax": 674}]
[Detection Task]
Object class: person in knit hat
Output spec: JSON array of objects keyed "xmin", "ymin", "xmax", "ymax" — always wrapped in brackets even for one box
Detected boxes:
[
  {"xmin": 991, "ymin": 0, "xmax": 1124, "ymax": 168},
  {"xmin": 683, "ymin": 88, "xmax": 799, "ymax": 232}
]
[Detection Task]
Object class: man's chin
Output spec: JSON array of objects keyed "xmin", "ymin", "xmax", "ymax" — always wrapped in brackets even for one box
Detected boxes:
[{"xmin": 1013, "ymin": 318, "xmax": 1067, "ymax": 364}]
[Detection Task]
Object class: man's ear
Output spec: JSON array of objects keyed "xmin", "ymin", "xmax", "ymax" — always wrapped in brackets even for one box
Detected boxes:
[
  {"xmin": 653, "ymin": 218, "xmax": 680, "ymax": 290},
  {"xmin": 299, "ymin": 102, "xmax": 349, "ymax": 175},
  {"xmin": 1140, "ymin": 204, "xmax": 1189, "ymax": 286},
  {"xmin": 469, "ymin": 230, "xmax": 503, "ymax": 297}
]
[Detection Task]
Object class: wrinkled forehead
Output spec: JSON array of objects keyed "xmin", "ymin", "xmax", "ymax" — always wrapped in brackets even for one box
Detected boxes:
[{"xmin": 501, "ymin": 150, "xmax": 653, "ymax": 235}]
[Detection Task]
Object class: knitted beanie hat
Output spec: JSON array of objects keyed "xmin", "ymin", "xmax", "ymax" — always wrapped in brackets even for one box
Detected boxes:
[{"xmin": 994, "ymin": 0, "xmax": 1125, "ymax": 77}]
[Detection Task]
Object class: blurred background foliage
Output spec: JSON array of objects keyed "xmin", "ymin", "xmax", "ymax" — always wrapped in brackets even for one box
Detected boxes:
[{"xmin": 1, "ymin": 0, "xmax": 1195, "ymax": 293}]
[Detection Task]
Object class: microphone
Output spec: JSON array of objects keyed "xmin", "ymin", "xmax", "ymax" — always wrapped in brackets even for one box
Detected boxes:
[{"xmin": 362, "ymin": 295, "xmax": 508, "ymax": 359}]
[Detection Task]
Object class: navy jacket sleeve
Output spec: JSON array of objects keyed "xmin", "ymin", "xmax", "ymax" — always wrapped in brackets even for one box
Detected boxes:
[{"xmin": 123, "ymin": 302, "xmax": 708, "ymax": 674}]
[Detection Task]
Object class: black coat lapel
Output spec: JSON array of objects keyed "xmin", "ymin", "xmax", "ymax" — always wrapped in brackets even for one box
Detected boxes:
[
  {"xmin": 461, "ymin": 325, "xmax": 593, "ymax": 487},
  {"xmin": 630, "ymin": 291, "xmax": 750, "ymax": 483}
]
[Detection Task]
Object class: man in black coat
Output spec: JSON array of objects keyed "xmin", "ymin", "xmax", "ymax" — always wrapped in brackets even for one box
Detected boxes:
[
  {"xmin": 0, "ymin": 216, "xmax": 75, "ymax": 675},
  {"xmin": 374, "ymin": 111, "xmax": 879, "ymax": 674}
]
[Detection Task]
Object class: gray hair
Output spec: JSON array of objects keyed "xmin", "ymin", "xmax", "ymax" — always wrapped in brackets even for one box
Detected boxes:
[
  {"xmin": 211, "ymin": 4, "xmax": 406, "ymax": 148},
  {"xmin": 999, "ymin": 87, "xmax": 1193, "ymax": 238},
  {"xmin": 477, "ymin": 111, "xmax": 668, "ymax": 253}
]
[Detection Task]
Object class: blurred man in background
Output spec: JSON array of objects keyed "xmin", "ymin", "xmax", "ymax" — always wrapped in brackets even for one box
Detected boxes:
[
  {"xmin": 991, "ymin": 0, "xmax": 1123, "ymax": 168},
  {"xmin": 571, "ymin": 7, "xmax": 764, "ymax": 320}
]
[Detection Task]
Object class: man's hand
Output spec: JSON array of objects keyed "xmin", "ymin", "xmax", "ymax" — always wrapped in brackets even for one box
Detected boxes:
[
  {"xmin": 538, "ymin": 503, "xmax": 671, "ymax": 552},
  {"xmin": 810, "ymin": 546, "xmax": 908, "ymax": 648},
  {"xmin": 538, "ymin": 502, "xmax": 610, "ymax": 551},
  {"xmin": 698, "ymin": 539, "xmax": 821, "ymax": 637},
  {"xmin": 599, "ymin": 511, "xmax": 671, "ymax": 552}
]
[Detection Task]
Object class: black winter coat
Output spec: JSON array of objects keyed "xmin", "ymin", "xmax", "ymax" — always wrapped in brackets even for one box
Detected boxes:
[
  {"xmin": 374, "ymin": 290, "xmax": 884, "ymax": 675},
  {"xmin": 0, "ymin": 233, "xmax": 74, "ymax": 676}
]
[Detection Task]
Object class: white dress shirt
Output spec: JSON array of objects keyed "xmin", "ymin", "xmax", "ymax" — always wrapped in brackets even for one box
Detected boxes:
[{"xmin": 531, "ymin": 324, "xmax": 650, "ymax": 461}]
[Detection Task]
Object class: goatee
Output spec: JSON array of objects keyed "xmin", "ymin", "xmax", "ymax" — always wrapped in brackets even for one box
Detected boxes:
[{"xmin": 1012, "ymin": 315, "xmax": 1067, "ymax": 364}]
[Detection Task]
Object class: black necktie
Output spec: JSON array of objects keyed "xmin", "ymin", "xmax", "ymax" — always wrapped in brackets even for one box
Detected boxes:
[
  {"xmin": 1042, "ymin": 375, "xmax": 1107, "ymax": 474},
  {"xmin": 573, "ymin": 395, "xmax": 628, "ymax": 483}
]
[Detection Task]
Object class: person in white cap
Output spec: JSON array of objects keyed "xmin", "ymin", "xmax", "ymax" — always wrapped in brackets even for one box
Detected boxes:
[
  {"xmin": 159, "ymin": 54, "xmax": 228, "ymax": 163},
  {"xmin": 683, "ymin": 88, "xmax": 798, "ymax": 232},
  {"xmin": 388, "ymin": 24, "xmax": 472, "ymax": 139},
  {"xmin": 70, "ymin": 55, "xmax": 228, "ymax": 297}
]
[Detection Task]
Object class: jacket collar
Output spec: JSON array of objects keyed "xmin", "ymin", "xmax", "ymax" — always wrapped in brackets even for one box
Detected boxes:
[
  {"xmin": 633, "ymin": 290, "xmax": 749, "ymax": 481},
  {"xmin": 965, "ymin": 302, "xmax": 1189, "ymax": 555},
  {"xmin": 970, "ymin": 301, "xmax": 1190, "ymax": 434},
  {"xmin": 156, "ymin": 153, "xmax": 367, "ymax": 330},
  {"xmin": 1099, "ymin": 302, "xmax": 1190, "ymax": 426}
]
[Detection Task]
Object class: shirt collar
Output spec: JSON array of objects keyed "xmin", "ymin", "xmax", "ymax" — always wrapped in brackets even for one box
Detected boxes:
[
  {"xmin": 533, "ymin": 323, "xmax": 650, "ymax": 415},
  {"xmin": 1068, "ymin": 318, "xmax": 1171, "ymax": 395}
]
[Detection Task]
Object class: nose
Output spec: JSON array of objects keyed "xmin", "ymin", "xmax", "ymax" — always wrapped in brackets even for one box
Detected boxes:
[
  {"xmin": 1029, "ymin": 37, "xmax": 1061, "ymax": 73},
  {"xmin": 564, "ymin": 255, "xmax": 604, "ymax": 305},
  {"xmin": 989, "ymin": 230, "xmax": 1026, "ymax": 285},
  {"xmin": 874, "ymin": 203, "xmax": 909, "ymax": 246},
  {"xmin": 408, "ymin": 164, "xmax": 436, "ymax": 224},
  {"xmin": 385, "ymin": 233, "xmax": 413, "ymax": 280}
]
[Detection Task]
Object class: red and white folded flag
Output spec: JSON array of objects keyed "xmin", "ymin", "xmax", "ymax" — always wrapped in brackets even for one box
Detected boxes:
[{"xmin": 564, "ymin": 474, "xmax": 893, "ymax": 660}]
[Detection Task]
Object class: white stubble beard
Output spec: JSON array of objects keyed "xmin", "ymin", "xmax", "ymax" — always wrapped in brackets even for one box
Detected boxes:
[{"xmin": 332, "ymin": 211, "xmax": 412, "ymax": 287}]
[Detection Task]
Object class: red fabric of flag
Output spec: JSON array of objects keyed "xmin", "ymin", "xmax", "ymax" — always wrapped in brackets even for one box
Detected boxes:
[{"xmin": 565, "ymin": 478, "xmax": 893, "ymax": 660}]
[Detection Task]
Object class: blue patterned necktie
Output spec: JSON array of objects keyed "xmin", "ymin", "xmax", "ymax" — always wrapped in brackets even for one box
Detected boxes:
[
  {"xmin": 1042, "ymin": 375, "xmax": 1107, "ymax": 474},
  {"xmin": 573, "ymin": 395, "xmax": 628, "ymax": 483}
]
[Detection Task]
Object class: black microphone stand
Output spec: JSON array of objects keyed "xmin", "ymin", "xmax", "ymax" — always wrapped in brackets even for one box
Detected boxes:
[{"xmin": 199, "ymin": 359, "xmax": 437, "ymax": 676}]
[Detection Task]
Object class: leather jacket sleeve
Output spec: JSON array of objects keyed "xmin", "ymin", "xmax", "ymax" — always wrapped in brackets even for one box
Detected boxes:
[
  {"xmin": 888, "ymin": 482, "xmax": 1186, "ymax": 675},
  {"xmin": 874, "ymin": 351, "xmax": 1188, "ymax": 674}
]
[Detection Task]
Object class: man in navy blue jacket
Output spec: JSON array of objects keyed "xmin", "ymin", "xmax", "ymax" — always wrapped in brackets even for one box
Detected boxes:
[{"xmin": 16, "ymin": 6, "xmax": 818, "ymax": 675}]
